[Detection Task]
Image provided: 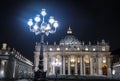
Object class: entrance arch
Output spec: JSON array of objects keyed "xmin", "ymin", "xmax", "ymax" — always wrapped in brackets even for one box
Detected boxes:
[
  {"xmin": 84, "ymin": 55, "xmax": 90, "ymax": 75},
  {"xmin": 70, "ymin": 55, "xmax": 75, "ymax": 75},
  {"xmin": 102, "ymin": 64, "xmax": 107, "ymax": 75}
]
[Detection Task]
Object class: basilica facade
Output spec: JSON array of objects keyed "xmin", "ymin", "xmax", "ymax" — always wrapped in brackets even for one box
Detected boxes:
[{"xmin": 34, "ymin": 27, "xmax": 111, "ymax": 77}]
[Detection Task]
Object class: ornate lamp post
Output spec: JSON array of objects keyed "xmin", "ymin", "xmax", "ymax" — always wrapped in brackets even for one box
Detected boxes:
[{"xmin": 27, "ymin": 9, "xmax": 59, "ymax": 80}]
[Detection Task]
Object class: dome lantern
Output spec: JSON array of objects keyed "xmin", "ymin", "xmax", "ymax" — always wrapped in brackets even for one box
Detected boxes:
[{"xmin": 67, "ymin": 27, "xmax": 72, "ymax": 34}]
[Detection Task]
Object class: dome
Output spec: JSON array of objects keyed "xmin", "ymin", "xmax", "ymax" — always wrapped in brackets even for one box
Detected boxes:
[{"xmin": 60, "ymin": 27, "xmax": 80, "ymax": 45}]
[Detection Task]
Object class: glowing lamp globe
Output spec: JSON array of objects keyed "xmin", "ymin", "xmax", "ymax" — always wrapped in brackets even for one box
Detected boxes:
[
  {"xmin": 41, "ymin": 9, "xmax": 46, "ymax": 16},
  {"xmin": 34, "ymin": 15, "xmax": 40, "ymax": 22},
  {"xmin": 53, "ymin": 21, "xmax": 58, "ymax": 28},
  {"xmin": 33, "ymin": 24, "xmax": 38, "ymax": 30},
  {"xmin": 28, "ymin": 19, "xmax": 33, "ymax": 26},
  {"xmin": 49, "ymin": 16, "xmax": 54, "ymax": 24}
]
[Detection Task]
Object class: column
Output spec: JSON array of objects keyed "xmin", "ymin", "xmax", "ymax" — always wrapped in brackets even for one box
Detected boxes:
[
  {"xmin": 80, "ymin": 56, "xmax": 83, "ymax": 75},
  {"xmin": 68, "ymin": 55, "xmax": 71, "ymax": 75},
  {"xmin": 34, "ymin": 52, "xmax": 40, "ymax": 72},
  {"xmin": 63, "ymin": 56, "xmax": 65, "ymax": 75},
  {"xmin": 60, "ymin": 56, "xmax": 62, "ymax": 75},
  {"xmin": 107, "ymin": 56, "xmax": 111, "ymax": 77},
  {"xmin": 90, "ymin": 56, "xmax": 93, "ymax": 75},
  {"xmin": 98, "ymin": 55, "xmax": 102, "ymax": 75},
  {"xmin": 94, "ymin": 57, "xmax": 97, "ymax": 75},
  {"xmin": 75, "ymin": 56, "xmax": 78, "ymax": 75},
  {"xmin": 83, "ymin": 60, "xmax": 86, "ymax": 75},
  {"xmin": 13, "ymin": 59, "xmax": 16, "ymax": 78},
  {"xmin": 53, "ymin": 57, "xmax": 55, "ymax": 74},
  {"xmin": 82, "ymin": 55, "xmax": 86, "ymax": 75},
  {"xmin": 47, "ymin": 54, "xmax": 49, "ymax": 76},
  {"xmin": 43, "ymin": 56, "xmax": 47, "ymax": 72}
]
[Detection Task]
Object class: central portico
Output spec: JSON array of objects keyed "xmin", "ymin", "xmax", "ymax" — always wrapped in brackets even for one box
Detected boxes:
[{"xmin": 34, "ymin": 27, "xmax": 111, "ymax": 77}]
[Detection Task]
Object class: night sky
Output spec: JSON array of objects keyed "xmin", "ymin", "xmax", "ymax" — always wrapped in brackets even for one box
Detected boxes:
[{"xmin": 0, "ymin": 0, "xmax": 120, "ymax": 62}]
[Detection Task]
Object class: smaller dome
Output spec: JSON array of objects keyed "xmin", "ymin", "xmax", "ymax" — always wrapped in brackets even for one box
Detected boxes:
[{"xmin": 60, "ymin": 27, "xmax": 80, "ymax": 45}]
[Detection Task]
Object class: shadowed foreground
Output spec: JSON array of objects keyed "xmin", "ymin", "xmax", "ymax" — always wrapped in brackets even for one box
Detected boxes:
[
  {"xmin": 0, "ymin": 78, "xmax": 119, "ymax": 81},
  {"xmin": 0, "ymin": 75, "xmax": 120, "ymax": 81}
]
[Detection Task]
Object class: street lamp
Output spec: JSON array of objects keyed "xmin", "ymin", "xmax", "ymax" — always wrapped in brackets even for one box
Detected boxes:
[{"xmin": 27, "ymin": 8, "xmax": 59, "ymax": 81}]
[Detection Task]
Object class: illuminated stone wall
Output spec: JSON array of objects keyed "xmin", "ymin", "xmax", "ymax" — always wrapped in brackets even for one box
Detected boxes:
[{"xmin": 0, "ymin": 43, "xmax": 34, "ymax": 79}]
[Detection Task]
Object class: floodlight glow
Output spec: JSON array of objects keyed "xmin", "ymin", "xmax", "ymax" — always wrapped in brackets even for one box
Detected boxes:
[
  {"xmin": 49, "ymin": 16, "xmax": 54, "ymax": 24},
  {"xmin": 28, "ymin": 19, "xmax": 33, "ymax": 26},
  {"xmin": 53, "ymin": 21, "xmax": 58, "ymax": 28},
  {"xmin": 34, "ymin": 15, "xmax": 40, "ymax": 22},
  {"xmin": 0, "ymin": 70, "xmax": 4, "ymax": 75},
  {"xmin": 112, "ymin": 69, "xmax": 115, "ymax": 75},
  {"xmin": 41, "ymin": 9, "xmax": 46, "ymax": 16},
  {"xmin": 56, "ymin": 62, "xmax": 61, "ymax": 66}
]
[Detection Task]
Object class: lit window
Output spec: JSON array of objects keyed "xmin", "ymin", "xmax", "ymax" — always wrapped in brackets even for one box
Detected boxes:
[
  {"xmin": 93, "ymin": 48, "xmax": 96, "ymax": 51},
  {"xmin": 65, "ymin": 60, "xmax": 68, "ymax": 63},
  {"xmin": 103, "ymin": 56, "xmax": 106, "ymax": 63},
  {"xmin": 5, "ymin": 52, "xmax": 8, "ymax": 55},
  {"xmin": 84, "ymin": 55, "xmax": 89, "ymax": 63},
  {"xmin": 55, "ymin": 58, "xmax": 58, "ymax": 61},
  {"xmin": 71, "ymin": 64, "xmax": 75, "ymax": 67},
  {"xmin": 65, "ymin": 48, "xmax": 68, "ymax": 51},
  {"xmin": 85, "ymin": 47, "xmax": 88, "ymax": 51},
  {"xmin": 57, "ymin": 47, "xmax": 60, "ymax": 51},
  {"xmin": 70, "ymin": 55, "xmax": 75, "ymax": 63},
  {"xmin": 49, "ymin": 48, "xmax": 52, "ymax": 51},
  {"xmin": 77, "ymin": 48, "xmax": 80, "ymax": 50},
  {"xmin": 102, "ymin": 47, "xmax": 105, "ymax": 51},
  {"xmin": 78, "ymin": 57, "xmax": 80, "ymax": 63},
  {"xmin": 65, "ymin": 58, "xmax": 68, "ymax": 63}
]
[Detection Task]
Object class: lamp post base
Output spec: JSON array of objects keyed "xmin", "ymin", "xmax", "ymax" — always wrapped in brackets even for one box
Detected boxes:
[{"xmin": 34, "ymin": 71, "xmax": 46, "ymax": 81}]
